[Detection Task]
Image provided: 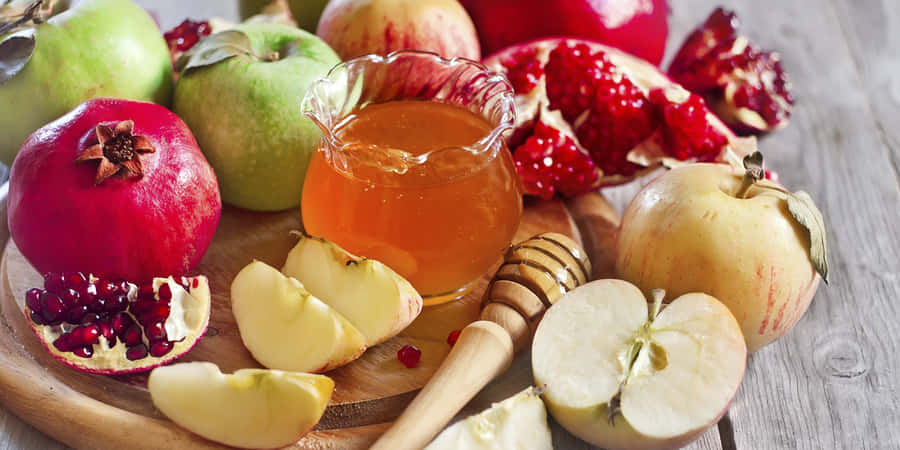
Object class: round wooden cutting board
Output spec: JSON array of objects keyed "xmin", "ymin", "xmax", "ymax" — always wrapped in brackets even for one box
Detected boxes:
[{"xmin": 0, "ymin": 192, "xmax": 618, "ymax": 449}]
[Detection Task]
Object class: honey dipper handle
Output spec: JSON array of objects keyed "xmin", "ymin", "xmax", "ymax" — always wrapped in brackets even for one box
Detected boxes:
[{"xmin": 370, "ymin": 321, "xmax": 514, "ymax": 450}]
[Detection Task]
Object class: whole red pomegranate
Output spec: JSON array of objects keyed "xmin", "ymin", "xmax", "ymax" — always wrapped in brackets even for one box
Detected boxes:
[
  {"xmin": 483, "ymin": 38, "xmax": 755, "ymax": 199},
  {"xmin": 8, "ymin": 98, "xmax": 221, "ymax": 283},
  {"xmin": 460, "ymin": 0, "xmax": 669, "ymax": 65}
]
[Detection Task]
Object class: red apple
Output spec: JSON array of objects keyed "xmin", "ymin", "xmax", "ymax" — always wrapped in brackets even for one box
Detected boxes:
[
  {"xmin": 316, "ymin": 0, "xmax": 480, "ymax": 60},
  {"xmin": 460, "ymin": 0, "xmax": 669, "ymax": 65}
]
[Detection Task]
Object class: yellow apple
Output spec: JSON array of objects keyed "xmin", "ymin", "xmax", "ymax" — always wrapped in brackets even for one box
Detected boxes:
[
  {"xmin": 282, "ymin": 233, "xmax": 422, "ymax": 347},
  {"xmin": 148, "ymin": 362, "xmax": 332, "ymax": 449},
  {"xmin": 532, "ymin": 280, "xmax": 746, "ymax": 450},
  {"xmin": 231, "ymin": 261, "xmax": 367, "ymax": 372},
  {"xmin": 616, "ymin": 161, "xmax": 825, "ymax": 352}
]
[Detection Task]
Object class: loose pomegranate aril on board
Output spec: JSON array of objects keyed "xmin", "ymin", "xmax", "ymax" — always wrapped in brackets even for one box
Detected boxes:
[
  {"xmin": 447, "ymin": 330, "xmax": 461, "ymax": 347},
  {"xmin": 397, "ymin": 345, "xmax": 421, "ymax": 368}
]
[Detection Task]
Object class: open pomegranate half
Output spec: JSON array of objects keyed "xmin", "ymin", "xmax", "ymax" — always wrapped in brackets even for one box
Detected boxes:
[
  {"xmin": 24, "ymin": 272, "xmax": 211, "ymax": 375},
  {"xmin": 483, "ymin": 38, "xmax": 755, "ymax": 199}
]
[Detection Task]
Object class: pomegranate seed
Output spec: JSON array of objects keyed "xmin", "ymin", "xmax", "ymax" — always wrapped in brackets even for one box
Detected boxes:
[
  {"xmin": 59, "ymin": 288, "xmax": 80, "ymax": 308},
  {"xmin": 70, "ymin": 324, "xmax": 100, "ymax": 346},
  {"xmin": 53, "ymin": 334, "xmax": 75, "ymax": 352},
  {"xmin": 95, "ymin": 279, "xmax": 117, "ymax": 298},
  {"xmin": 80, "ymin": 313, "xmax": 101, "ymax": 324},
  {"xmin": 158, "ymin": 283, "xmax": 172, "ymax": 302},
  {"xmin": 65, "ymin": 304, "xmax": 89, "ymax": 324},
  {"xmin": 87, "ymin": 296, "xmax": 106, "ymax": 313},
  {"xmin": 140, "ymin": 304, "xmax": 170, "ymax": 324},
  {"xmin": 43, "ymin": 273, "xmax": 65, "ymax": 294},
  {"xmin": 104, "ymin": 295, "xmax": 128, "ymax": 313},
  {"xmin": 131, "ymin": 299, "xmax": 155, "ymax": 316},
  {"xmin": 76, "ymin": 283, "xmax": 97, "ymax": 306},
  {"xmin": 145, "ymin": 321, "xmax": 167, "ymax": 342},
  {"xmin": 111, "ymin": 312, "xmax": 134, "ymax": 334},
  {"xmin": 397, "ymin": 345, "xmax": 421, "ymax": 368},
  {"xmin": 25, "ymin": 288, "xmax": 43, "ymax": 312},
  {"xmin": 192, "ymin": 278, "xmax": 199, "ymax": 289},
  {"xmin": 61, "ymin": 272, "xmax": 87, "ymax": 290},
  {"xmin": 97, "ymin": 320, "xmax": 114, "ymax": 341},
  {"xmin": 73, "ymin": 346, "xmax": 93, "ymax": 358},
  {"xmin": 163, "ymin": 19, "xmax": 212, "ymax": 52},
  {"xmin": 126, "ymin": 344, "xmax": 148, "ymax": 361},
  {"xmin": 29, "ymin": 309, "xmax": 46, "ymax": 325},
  {"xmin": 40, "ymin": 292, "xmax": 65, "ymax": 324},
  {"xmin": 150, "ymin": 341, "xmax": 173, "ymax": 357},
  {"xmin": 123, "ymin": 325, "xmax": 143, "ymax": 347},
  {"xmin": 113, "ymin": 280, "xmax": 130, "ymax": 296},
  {"xmin": 447, "ymin": 329, "xmax": 461, "ymax": 347},
  {"xmin": 138, "ymin": 284, "xmax": 155, "ymax": 300}
]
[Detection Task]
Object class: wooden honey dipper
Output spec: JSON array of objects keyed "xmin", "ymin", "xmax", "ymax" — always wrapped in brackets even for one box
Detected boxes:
[{"xmin": 371, "ymin": 232, "xmax": 591, "ymax": 450}]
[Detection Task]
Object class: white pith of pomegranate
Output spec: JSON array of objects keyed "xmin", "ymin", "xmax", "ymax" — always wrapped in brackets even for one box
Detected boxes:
[
  {"xmin": 668, "ymin": 8, "xmax": 794, "ymax": 135},
  {"xmin": 24, "ymin": 272, "xmax": 210, "ymax": 375},
  {"xmin": 483, "ymin": 38, "xmax": 755, "ymax": 198}
]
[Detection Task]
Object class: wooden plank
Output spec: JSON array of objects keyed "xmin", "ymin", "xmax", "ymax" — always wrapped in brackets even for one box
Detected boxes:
[
  {"xmin": 830, "ymin": 0, "xmax": 900, "ymax": 179},
  {"xmin": 663, "ymin": 1, "xmax": 900, "ymax": 449}
]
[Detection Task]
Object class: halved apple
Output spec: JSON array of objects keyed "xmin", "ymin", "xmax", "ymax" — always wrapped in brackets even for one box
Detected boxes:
[
  {"xmin": 532, "ymin": 279, "xmax": 747, "ymax": 450},
  {"xmin": 231, "ymin": 260, "xmax": 367, "ymax": 373},
  {"xmin": 282, "ymin": 232, "xmax": 423, "ymax": 346},
  {"xmin": 425, "ymin": 387, "xmax": 553, "ymax": 450},
  {"xmin": 148, "ymin": 362, "xmax": 332, "ymax": 449}
]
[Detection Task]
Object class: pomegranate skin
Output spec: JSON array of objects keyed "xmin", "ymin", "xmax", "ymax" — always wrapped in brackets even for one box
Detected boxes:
[
  {"xmin": 460, "ymin": 0, "xmax": 669, "ymax": 65},
  {"xmin": 8, "ymin": 98, "xmax": 221, "ymax": 283}
]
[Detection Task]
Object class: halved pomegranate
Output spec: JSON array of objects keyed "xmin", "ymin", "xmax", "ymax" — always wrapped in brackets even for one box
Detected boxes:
[
  {"xmin": 484, "ymin": 38, "xmax": 755, "ymax": 198},
  {"xmin": 668, "ymin": 8, "xmax": 794, "ymax": 135},
  {"xmin": 24, "ymin": 272, "xmax": 211, "ymax": 375}
]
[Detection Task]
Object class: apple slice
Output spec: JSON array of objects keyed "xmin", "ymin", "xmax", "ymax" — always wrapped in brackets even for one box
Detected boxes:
[
  {"xmin": 281, "ymin": 233, "xmax": 423, "ymax": 346},
  {"xmin": 532, "ymin": 279, "xmax": 746, "ymax": 450},
  {"xmin": 231, "ymin": 260, "xmax": 367, "ymax": 373},
  {"xmin": 148, "ymin": 362, "xmax": 332, "ymax": 449},
  {"xmin": 425, "ymin": 387, "xmax": 553, "ymax": 450}
]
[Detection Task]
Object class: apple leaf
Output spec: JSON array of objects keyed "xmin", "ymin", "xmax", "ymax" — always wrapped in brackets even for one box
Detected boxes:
[
  {"xmin": 787, "ymin": 191, "xmax": 829, "ymax": 284},
  {"xmin": 0, "ymin": 28, "xmax": 34, "ymax": 86},
  {"xmin": 176, "ymin": 30, "xmax": 256, "ymax": 74}
]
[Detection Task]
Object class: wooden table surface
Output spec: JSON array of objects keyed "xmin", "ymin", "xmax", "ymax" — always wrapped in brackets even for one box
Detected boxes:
[{"xmin": 2, "ymin": 0, "xmax": 898, "ymax": 448}]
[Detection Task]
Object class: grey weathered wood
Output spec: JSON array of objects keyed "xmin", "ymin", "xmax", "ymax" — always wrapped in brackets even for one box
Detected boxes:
[
  {"xmin": 667, "ymin": 1, "xmax": 900, "ymax": 450},
  {"xmin": 2, "ymin": 0, "xmax": 899, "ymax": 449}
]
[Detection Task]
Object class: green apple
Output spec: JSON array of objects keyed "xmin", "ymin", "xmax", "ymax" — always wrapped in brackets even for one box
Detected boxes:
[
  {"xmin": 239, "ymin": 0, "xmax": 330, "ymax": 32},
  {"xmin": 0, "ymin": 0, "xmax": 173, "ymax": 165},
  {"xmin": 173, "ymin": 22, "xmax": 339, "ymax": 211}
]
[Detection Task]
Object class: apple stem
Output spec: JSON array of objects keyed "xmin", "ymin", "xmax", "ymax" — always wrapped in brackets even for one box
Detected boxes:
[
  {"xmin": 265, "ymin": 51, "xmax": 280, "ymax": 62},
  {"xmin": 0, "ymin": 0, "xmax": 54, "ymax": 34},
  {"xmin": 736, "ymin": 151, "xmax": 765, "ymax": 199}
]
